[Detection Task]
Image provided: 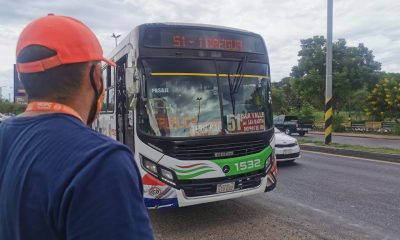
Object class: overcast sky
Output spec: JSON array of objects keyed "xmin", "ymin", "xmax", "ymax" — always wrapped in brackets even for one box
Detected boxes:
[{"xmin": 1, "ymin": 0, "xmax": 399, "ymax": 100}]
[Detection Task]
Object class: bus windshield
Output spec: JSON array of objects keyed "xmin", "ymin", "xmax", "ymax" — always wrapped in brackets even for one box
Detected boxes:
[{"xmin": 138, "ymin": 59, "xmax": 272, "ymax": 137}]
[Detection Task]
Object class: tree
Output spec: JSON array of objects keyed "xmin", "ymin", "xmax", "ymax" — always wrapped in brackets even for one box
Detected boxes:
[
  {"xmin": 0, "ymin": 100, "xmax": 26, "ymax": 115},
  {"xmin": 365, "ymin": 78, "xmax": 400, "ymax": 121},
  {"xmin": 272, "ymin": 77, "xmax": 302, "ymax": 114},
  {"xmin": 292, "ymin": 70, "xmax": 325, "ymax": 110},
  {"xmin": 289, "ymin": 36, "xmax": 382, "ymax": 113},
  {"xmin": 271, "ymin": 86, "xmax": 286, "ymax": 114},
  {"xmin": 291, "ymin": 36, "xmax": 326, "ymax": 78},
  {"xmin": 349, "ymin": 86, "xmax": 369, "ymax": 119},
  {"xmin": 289, "ymin": 101, "xmax": 317, "ymax": 120},
  {"xmin": 332, "ymin": 71, "xmax": 351, "ymax": 113},
  {"xmin": 336, "ymin": 42, "xmax": 381, "ymax": 89}
]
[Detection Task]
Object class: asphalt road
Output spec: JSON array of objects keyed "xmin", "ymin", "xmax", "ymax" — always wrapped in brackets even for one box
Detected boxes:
[
  {"xmin": 296, "ymin": 133, "xmax": 400, "ymax": 150},
  {"xmin": 149, "ymin": 152, "xmax": 400, "ymax": 240}
]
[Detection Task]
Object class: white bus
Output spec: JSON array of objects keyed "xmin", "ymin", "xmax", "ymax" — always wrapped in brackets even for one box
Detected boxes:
[{"xmin": 93, "ymin": 23, "xmax": 277, "ymax": 208}]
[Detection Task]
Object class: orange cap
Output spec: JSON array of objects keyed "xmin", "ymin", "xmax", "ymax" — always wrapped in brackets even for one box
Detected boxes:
[{"xmin": 16, "ymin": 14, "xmax": 116, "ymax": 73}]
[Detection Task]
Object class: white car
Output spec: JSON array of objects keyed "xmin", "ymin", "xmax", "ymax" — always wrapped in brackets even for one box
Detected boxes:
[{"xmin": 274, "ymin": 127, "xmax": 301, "ymax": 162}]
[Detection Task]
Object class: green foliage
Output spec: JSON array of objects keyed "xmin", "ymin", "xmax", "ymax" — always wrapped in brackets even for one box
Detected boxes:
[
  {"xmin": 299, "ymin": 102, "xmax": 316, "ymax": 120},
  {"xmin": 271, "ymin": 86, "xmax": 286, "ymax": 114},
  {"xmin": 332, "ymin": 71, "xmax": 351, "ymax": 112},
  {"xmin": 291, "ymin": 36, "xmax": 326, "ymax": 78},
  {"xmin": 0, "ymin": 100, "xmax": 25, "ymax": 115},
  {"xmin": 332, "ymin": 114, "xmax": 346, "ymax": 132},
  {"xmin": 365, "ymin": 77, "xmax": 400, "ymax": 121},
  {"xmin": 274, "ymin": 36, "xmax": 382, "ymax": 115},
  {"xmin": 333, "ymin": 40, "xmax": 381, "ymax": 90},
  {"xmin": 350, "ymin": 87, "xmax": 369, "ymax": 114},
  {"xmin": 293, "ymin": 70, "xmax": 325, "ymax": 110},
  {"xmin": 393, "ymin": 124, "xmax": 400, "ymax": 136},
  {"xmin": 289, "ymin": 101, "xmax": 316, "ymax": 120},
  {"xmin": 272, "ymin": 77, "xmax": 303, "ymax": 114}
]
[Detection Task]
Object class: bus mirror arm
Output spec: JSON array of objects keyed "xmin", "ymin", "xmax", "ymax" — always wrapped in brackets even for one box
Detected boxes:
[
  {"xmin": 130, "ymin": 94, "xmax": 137, "ymax": 110},
  {"xmin": 125, "ymin": 67, "xmax": 137, "ymax": 98}
]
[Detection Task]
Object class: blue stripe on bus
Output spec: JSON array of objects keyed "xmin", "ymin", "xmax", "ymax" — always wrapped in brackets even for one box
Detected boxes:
[{"xmin": 144, "ymin": 198, "xmax": 178, "ymax": 208}]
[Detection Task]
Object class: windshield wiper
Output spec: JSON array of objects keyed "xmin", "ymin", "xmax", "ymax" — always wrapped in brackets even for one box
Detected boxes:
[{"xmin": 228, "ymin": 56, "xmax": 248, "ymax": 115}]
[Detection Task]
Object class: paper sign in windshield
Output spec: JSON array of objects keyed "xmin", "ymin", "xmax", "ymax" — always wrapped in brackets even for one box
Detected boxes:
[
  {"xmin": 226, "ymin": 112, "xmax": 265, "ymax": 133},
  {"xmin": 190, "ymin": 121, "xmax": 222, "ymax": 136}
]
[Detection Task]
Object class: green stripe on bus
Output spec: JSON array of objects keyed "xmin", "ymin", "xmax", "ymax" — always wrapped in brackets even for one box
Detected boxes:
[{"xmin": 172, "ymin": 165, "xmax": 213, "ymax": 174}]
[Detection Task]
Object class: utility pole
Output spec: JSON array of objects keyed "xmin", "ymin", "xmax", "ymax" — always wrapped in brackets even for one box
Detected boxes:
[
  {"xmin": 325, "ymin": 0, "xmax": 333, "ymax": 144},
  {"xmin": 111, "ymin": 33, "xmax": 121, "ymax": 47}
]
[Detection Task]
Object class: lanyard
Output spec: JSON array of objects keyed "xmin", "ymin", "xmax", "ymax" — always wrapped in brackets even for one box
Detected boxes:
[{"xmin": 25, "ymin": 101, "xmax": 84, "ymax": 123}]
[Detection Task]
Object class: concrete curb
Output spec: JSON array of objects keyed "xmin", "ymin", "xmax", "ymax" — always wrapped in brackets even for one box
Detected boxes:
[
  {"xmin": 308, "ymin": 131, "xmax": 400, "ymax": 140},
  {"xmin": 300, "ymin": 144, "xmax": 400, "ymax": 164}
]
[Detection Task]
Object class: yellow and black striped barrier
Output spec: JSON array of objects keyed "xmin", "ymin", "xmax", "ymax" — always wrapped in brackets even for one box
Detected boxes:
[{"xmin": 324, "ymin": 97, "xmax": 333, "ymax": 144}]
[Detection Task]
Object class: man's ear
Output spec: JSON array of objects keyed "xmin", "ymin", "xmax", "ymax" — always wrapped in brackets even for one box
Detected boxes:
[{"xmin": 93, "ymin": 63, "xmax": 103, "ymax": 90}]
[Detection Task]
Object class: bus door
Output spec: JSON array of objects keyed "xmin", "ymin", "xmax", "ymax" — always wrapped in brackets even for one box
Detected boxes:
[{"xmin": 116, "ymin": 56, "xmax": 128, "ymax": 145}]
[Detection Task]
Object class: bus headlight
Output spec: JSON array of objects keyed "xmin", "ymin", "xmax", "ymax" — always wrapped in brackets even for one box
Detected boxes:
[
  {"xmin": 160, "ymin": 168, "xmax": 177, "ymax": 186},
  {"xmin": 140, "ymin": 154, "xmax": 177, "ymax": 187},
  {"xmin": 160, "ymin": 168, "xmax": 174, "ymax": 181},
  {"xmin": 141, "ymin": 156, "xmax": 158, "ymax": 175}
]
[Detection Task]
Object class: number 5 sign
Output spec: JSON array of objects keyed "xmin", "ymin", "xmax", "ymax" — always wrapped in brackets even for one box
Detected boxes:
[{"xmin": 227, "ymin": 114, "xmax": 241, "ymax": 132}]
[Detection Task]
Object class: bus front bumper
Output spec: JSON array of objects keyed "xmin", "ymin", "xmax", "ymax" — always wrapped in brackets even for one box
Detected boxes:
[{"xmin": 145, "ymin": 159, "xmax": 277, "ymax": 209}]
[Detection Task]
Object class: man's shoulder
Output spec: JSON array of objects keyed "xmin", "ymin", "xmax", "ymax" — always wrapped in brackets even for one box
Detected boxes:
[
  {"xmin": 62, "ymin": 119, "xmax": 130, "ymax": 155},
  {"xmin": 30, "ymin": 114, "xmax": 131, "ymax": 158},
  {"xmin": 84, "ymin": 128, "xmax": 130, "ymax": 153}
]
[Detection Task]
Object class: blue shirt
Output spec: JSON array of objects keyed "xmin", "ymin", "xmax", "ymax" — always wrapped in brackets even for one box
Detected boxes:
[{"xmin": 0, "ymin": 114, "xmax": 154, "ymax": 240}]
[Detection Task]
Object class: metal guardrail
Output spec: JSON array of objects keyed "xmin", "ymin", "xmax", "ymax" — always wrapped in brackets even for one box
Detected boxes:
[
  {"xmin": 312, "ymin": 120, "xmax": 397, "ymax": 132},
  {"xmin": 382, "ymin": 122, "xmax": 396, "ymax": 129}
]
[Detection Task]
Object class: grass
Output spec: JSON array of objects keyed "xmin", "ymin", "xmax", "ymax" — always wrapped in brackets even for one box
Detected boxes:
[{"xmin": 297, "ymin": 139, "xmax": 400, "ymax": 155}]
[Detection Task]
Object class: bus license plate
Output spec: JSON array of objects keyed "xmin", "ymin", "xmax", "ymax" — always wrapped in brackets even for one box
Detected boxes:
[{"xmin": 216, "ymin": 182, "xmax": 235, "ymax": 193}]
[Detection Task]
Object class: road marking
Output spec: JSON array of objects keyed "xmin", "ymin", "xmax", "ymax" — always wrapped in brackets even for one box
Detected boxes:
[{"xmin": 302, "ymin": 150, "xmax": 400, "ymax": 166}]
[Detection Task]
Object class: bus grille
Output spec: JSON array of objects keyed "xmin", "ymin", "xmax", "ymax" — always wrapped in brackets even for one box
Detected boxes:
[
  {"xmin": 170, "ymin": 139, "xmax": 267, "ymax": 160},
  {"xmin": 179, "ymin": 171, "xmax": 264, "ymax": 198}
]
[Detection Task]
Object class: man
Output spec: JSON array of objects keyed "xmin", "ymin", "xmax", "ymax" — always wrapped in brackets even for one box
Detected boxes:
[{"xmin": 0, "ymin": 14, "xmax": 154, "ymax": 240}]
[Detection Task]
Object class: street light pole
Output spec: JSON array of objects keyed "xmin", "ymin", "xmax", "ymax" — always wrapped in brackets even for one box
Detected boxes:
[
  {"xmin": 111, "ymin": 33, "xmax": 121, "ymax": 47},
  {"xmin": 196, "ymin": 97, "xmax": 202, "ymax": 124},
  {"xmin": 325, "ymin": 0, "xmax": 333, "ymax": 145}
]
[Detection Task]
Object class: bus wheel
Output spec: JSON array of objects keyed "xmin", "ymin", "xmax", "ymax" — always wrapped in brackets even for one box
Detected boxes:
[
  {"xmin": 284, "ymin": 128, "xmax": 291, "ymax": 135},
  {"xmin": 298, "ymin": 131, "xmax": 306, "ymax": 136}
]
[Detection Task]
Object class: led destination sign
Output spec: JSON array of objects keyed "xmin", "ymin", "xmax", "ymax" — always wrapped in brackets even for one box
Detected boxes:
[
  {"xmin": 144, "ymin": 28, "xmax": 265, "ymax": 53},
  {"xmin": 172, "ymin": 35, "xmax": 243, "ymax": 51}
]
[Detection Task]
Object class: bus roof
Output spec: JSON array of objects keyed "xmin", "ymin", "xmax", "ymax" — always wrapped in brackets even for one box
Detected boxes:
[
  {"xmin": 106, "ymin": 22, "xmax": 265, "ymax": 63},
  {"xmin": 138, "ymin": 22, "xmax": 258, "ymax": 35}
]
